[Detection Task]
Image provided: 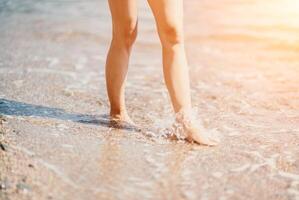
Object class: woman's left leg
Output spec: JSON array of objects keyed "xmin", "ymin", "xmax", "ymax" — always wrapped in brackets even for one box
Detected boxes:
[
  {"xmin": 147, "ymin": 0, "xmax": 219, "ymax": 145},
  {"xmin": 147, "ymin": 0, "xmax": 191, "ymax": 113}
]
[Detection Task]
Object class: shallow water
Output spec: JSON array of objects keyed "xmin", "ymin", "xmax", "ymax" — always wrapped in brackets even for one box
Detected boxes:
[{"xmin": 0, "ymin": 0, "xmax": 299, "ymax": 200}]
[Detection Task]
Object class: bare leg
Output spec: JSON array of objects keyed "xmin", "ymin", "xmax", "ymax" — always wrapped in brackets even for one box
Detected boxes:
[
  {"xmin": 105, "ymin": 0, "xmax": 137, "ymax": 124},
  {"xmin": 147, "ymin": 0, "xmax": 191, "ymax": 113},
  {"xmin": 147, "ymin": 0, "xmax": 219, "ymax": 145}
]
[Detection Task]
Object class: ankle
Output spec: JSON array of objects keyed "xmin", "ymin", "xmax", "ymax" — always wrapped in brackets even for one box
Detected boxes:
[
  {"xmin": 110, "ymin": 108, "xmax": 128, "ymax": 117},
  {"xmin": 175, "ymin": 107, "xmax": 194, "ymax": 120},
  {"xmin": 175, "ymin": 108, "xmax": 199, "ymax": 131}
]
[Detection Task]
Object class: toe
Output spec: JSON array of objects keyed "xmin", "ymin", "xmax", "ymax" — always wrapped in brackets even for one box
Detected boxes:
[{"xmin": 192, "ymin": 130, "xmax": 220, "ymax": 146}]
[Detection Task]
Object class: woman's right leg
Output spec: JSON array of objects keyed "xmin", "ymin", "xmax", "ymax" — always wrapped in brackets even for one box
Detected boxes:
[{"xmin": 105, "ymin": 0, "xmax": 138, "ymax": 122}]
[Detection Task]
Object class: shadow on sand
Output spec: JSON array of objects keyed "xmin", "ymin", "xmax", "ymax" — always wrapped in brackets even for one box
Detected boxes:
[{"xmin": 0, "ymin": 98, "xmax": 137, "ymax": 131}]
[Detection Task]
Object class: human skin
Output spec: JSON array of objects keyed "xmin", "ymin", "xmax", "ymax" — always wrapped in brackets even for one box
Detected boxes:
[{"xmin": 105, "ymin": 0, "xmax": 219, "ymax": 145}]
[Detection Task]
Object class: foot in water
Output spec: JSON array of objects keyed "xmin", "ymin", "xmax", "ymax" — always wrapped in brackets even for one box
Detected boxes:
[
  {"xmin": 109, "ymin": 112, "xmax": 139, "ymax": 130},
  {"xmin": 173, "ymin": 108, "xmax": 220, "ymax": 146}
]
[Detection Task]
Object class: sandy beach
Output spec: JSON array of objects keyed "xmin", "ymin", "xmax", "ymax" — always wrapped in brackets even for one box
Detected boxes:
[{"xmin": 0, "ymin": 0, "xmax": 299, "ymax": 199}]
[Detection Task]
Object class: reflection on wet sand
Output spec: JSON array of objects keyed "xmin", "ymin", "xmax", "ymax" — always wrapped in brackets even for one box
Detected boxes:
[
  {"xmin": 153, "ymin": 146, "xmax": 191, "ymax": 199},
  {"xmin": 97, "ymin": 129, "xmax": 123, "ymax": 199}
]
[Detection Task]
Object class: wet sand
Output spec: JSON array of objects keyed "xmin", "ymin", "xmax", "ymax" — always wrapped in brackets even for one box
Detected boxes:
[{"xmin": 0, "ymin": 0, "xmax": 299, "ymax": 199}]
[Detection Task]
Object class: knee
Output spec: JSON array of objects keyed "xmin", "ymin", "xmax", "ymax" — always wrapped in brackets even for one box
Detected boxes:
[
  {"xmin": 159, "ymin": 25, "xmax": 184, "ymax": 48},
  {"xmin": 112, "ymin": 19, "xmax": 138, "ymax": 49}
]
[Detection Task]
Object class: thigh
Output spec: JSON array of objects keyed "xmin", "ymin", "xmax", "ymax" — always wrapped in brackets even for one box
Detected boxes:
[
  {"xmin": 108, "ymin": 0, "xmax": 138, "ymax": 32},
  {"xmin": 147, "ymin": 0, "xmax": 184, "ymax": 36}
]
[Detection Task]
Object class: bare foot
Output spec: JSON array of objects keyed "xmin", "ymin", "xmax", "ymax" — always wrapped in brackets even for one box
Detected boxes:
[
  {"xmin": 174, "ymin": 108, "xmax": 220, "ymax": 146},
  {"xmin": 109, "ymin": 112, "xmax": 139, "ymax": 130}
]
